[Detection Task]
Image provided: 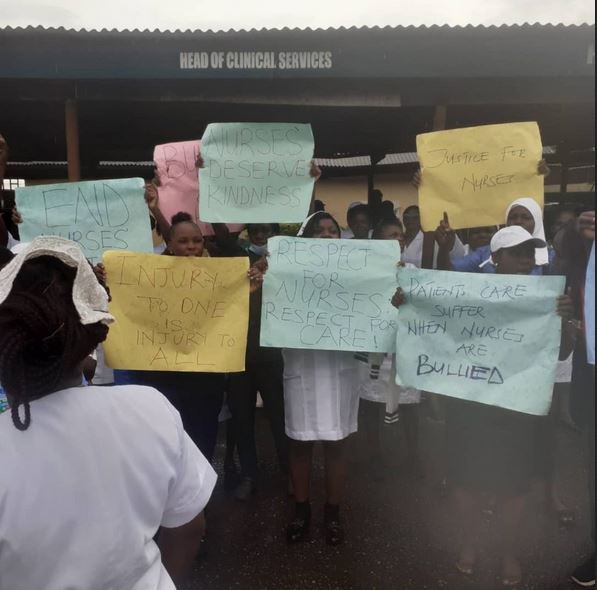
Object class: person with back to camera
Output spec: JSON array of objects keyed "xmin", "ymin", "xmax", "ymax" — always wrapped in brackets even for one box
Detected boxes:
[{"xmin": 0, "ymin": 237, "xmax": 217, "ymax": 589}]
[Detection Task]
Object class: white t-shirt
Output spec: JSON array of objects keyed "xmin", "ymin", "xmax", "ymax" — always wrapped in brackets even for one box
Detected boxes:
[
  {"xmin": 340, "ymin": 229, "xmax": 374, "ymax": 239},
  {"xmin": 6, "ymin": 232, "xmax": 18, "ymax": 250},
  {"xmin": 0, "ymin": 385, "xmax": 217, "ymax": 590},
  {"xmin": 402, "ymin": 230, "xmax": 466, "ymax": 269},
  {"xmin": 90, "ymin": 344, "xmax": 115, "ymax": 385}
]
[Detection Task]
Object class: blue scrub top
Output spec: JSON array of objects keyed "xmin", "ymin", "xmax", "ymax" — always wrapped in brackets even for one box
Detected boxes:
[{"xmin": 452, "ymin": 244, "xmax": 556, "ymax": 275}]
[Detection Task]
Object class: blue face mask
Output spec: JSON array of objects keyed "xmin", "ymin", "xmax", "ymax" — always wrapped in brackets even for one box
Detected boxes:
[{"xmin": 248, "ymin": 243, "xmax": 268, "ymax": 257}]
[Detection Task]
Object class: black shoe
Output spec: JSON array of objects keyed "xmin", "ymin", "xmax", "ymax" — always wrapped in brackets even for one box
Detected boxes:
[
  {"xmin": 571, "ymin": 556, "xmax": 596, "ymax": 587},
  {"xmin": 234, "ymin": 477, "xmax": 256, "ymax": 502},
  {"xmin": 324, "ymin": 503, "xmax": 344, "ymax": 547},
  {"xmin": 286, "ymin": 503, "xmax": 311, "ymax": 543}
]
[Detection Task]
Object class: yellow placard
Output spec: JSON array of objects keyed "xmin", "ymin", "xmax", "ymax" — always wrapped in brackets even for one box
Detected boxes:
[
  {"xmin": 417, "ymin": 122, "xmax": 544, "ymax": 231},
  {"xmin": 103, "ymin": 251, "xmax": 249, "ymax": 373}
]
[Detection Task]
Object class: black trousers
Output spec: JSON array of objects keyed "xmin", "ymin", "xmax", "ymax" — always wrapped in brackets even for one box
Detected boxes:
[
  {"xmin": 126, "ymin": 370, "xmax": 225, "ymax": 464},
  {"xmin": 571, "ymin": 346, "xmax": 596, "ymax": 543},
  {"xmin": 227, "ymin": 360, "xmax": 289, "ymax": 478}
]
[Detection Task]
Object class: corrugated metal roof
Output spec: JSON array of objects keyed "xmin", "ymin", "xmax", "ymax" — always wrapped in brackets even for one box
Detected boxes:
[
  {"xmin": 98, "ymin": 161, "xmax": 154, "ymax": 167},
  {"xmin": 7, "ymin": 161, "xmax": 67, "ymax": 166},
  {"xmin": 0, "ymin": 23, "xmax": 593, "ymax": 35},
  {"xmin": 87, "ymin": 146, "xmax": 561, "ymax": 169}
]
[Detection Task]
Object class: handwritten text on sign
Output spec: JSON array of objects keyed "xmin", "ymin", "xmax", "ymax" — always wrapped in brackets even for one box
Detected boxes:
[
  {"xmin": 199, "ymin": 123, "xmax": 315, "ymax": 223},
  {"xmin": 260, "ymin": 237, "xmax": 400, "ymax": 352},
  {"xmin": 417, "ymin": 122, "xmax": 543, "ymax": 231},
  {"xmin": 153, "ymin": 140, "xmax": 244, "ymax": 237},
  {"xmin": 103, "ymin": 252, "xmax": 249, "ymax": 373},
  {"xmin": 16, "ymin": 178, "xmax": 153, "ymax": 264},
  {"xmin": 394, "ymin": 268, "xmax": 565, "ymax": 415}
]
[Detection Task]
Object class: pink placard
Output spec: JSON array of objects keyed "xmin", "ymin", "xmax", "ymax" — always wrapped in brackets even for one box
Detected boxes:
[{"xmin": 153, "ymin": 140, "xmax": 244, "ymax": 237}]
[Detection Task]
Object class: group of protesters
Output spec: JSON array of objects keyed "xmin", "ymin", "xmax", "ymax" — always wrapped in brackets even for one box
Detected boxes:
[{"xmin": 0, "ymin": 132, "xmax": 595, "ymax": 590}]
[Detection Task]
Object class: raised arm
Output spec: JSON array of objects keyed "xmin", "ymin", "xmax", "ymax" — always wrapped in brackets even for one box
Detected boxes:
[
  {"xmin": 434, "ymin": 212, "xmax": 455, "ymax": 271},
  {"xmin": 145, "ymin": 180, "xmax": 171, "ymax": 242},
  {"xmin": 556, "ymin": 288, "xmax": 576, "ymax": 361},
  {"xmin": 308, "ymin": 161, "xmax": 322, "ymax": 215}
]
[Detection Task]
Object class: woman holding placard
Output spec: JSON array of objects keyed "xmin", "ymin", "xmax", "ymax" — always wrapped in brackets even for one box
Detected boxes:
[
  {"xmin": 392, "ymin": 226, "xmax": 574, "ymax": 587},
  {"xmin": 110, "ymin": 187, "xmax": 265, "ymax": 465},
  {"xmin": 284, "ymin": 211, "xmax": 360, "ymax": 546},
  {"xmin": 357, "ymin": 217, "xmax": 422, "ymax": 477}
]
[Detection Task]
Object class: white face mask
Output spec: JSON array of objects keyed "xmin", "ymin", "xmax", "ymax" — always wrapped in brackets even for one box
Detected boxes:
[{"xmin": 248, "ymin": 243, "xmax": 268, "ymax": 257}]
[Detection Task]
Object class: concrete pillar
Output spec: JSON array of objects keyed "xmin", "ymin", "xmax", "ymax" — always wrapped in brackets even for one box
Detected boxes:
[{"xmin": 65, "ymin": 99, "xmax": 81, "ymax": 181}]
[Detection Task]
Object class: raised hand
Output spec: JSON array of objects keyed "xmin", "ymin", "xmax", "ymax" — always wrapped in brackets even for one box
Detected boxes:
[
  {"xmin": 309, "ymin": 161, "xmax": 322, "ymax": 181},
  {"xmin": 144, "ymin": 181, "xmax": 159, "ymax": 213},
  {"xmin": 411, "ymin": 169, "xmax": 422, "ymax": 189},
  {"xmin": 248, "ymin": 264, "xmax": 265, "ymax": 294},
  {"xmin": 578, "ymin": 210, "xmax": 595, "ymax": 241},
  {"xmin": 11, "ymin": 207, "xmax": 22, "ymax": 225},
  {"xmin": 92, "ymin": 262, "xmax": 107, "ymax": 287},
  {"xmin": 434, "ymin": 212, "xmax": 456, "ymax": 250},
  {"xmin": 556, "ymin": 288, "xmax": 575, "ymax": 321},
  {"xmin": 391, "ymin": 287, "xmax": 406, "ymax": 310},
  {"xmin": 537, "ymin": 159, "xmax": 551, "ymax": 177}
]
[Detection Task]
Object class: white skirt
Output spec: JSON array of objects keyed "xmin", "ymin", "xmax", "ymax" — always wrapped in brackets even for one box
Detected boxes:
[
  {"xmin": 283, "ymin": 349, "xmax": 359, "ymax": 441},
  {"xmin": 555, "ymin": 354, "xmax": 573, "ymax": 384},
  {"xmin": 358, "ymin": 355, "xmax": 422, "ymax": 406}
]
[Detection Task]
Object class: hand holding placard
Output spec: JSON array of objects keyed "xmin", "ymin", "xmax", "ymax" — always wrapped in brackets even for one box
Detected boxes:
[
  {"xmin": 260, "ymin": 236, "xmax": 400, "ymax": 352},
  {"xmin": 153, "ymin": 139, "xmax": 245, "ymax": 236},
  {"xmin": 103, "ymin": 251, "xmax": 250, "ymax": 373},
  {"xmin": 394, "ymin": 268, "xmax": 565, "ymax": 415}
]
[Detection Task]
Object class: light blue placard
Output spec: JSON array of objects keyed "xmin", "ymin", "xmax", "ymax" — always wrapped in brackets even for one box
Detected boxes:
[
  {"xmin": 199, "ymin": 123, "xmax": 315, "ymax": 223},
  {"xmin": 395, "ymin": 268, "xmax": 566, "ymax": 416},
  {"xmin": 260, "ymin": 237, "xmax": 401, "ymax": 352},
  {"xmin": 16, "ymin": 178, "xmax": 153, "ymax": 265},
  {"xmin": 586, "ymin": 242, "xmax": 595, "ymax": 365}
]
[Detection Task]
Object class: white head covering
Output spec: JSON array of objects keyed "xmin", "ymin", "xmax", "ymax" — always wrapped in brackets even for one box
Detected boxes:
[
  {"xmin": 505, "ymin": 198, "xmax": 549, "ymax": 266},
  {"xmin": 10, "ymin": 242, "xmax": 29, "ymax": 255},
  {"xmin": 0, "ymin": 236, "xmax": 114, "ymax": 325},
  {"xmin": 297, "ymin": 212, "xmax": 324, "ymax": 237},
  {"xmin": 490, "ymin": 226, "xmax": 546, "ymax": 254}
]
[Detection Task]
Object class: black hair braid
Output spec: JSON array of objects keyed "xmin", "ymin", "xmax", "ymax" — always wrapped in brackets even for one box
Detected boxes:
[
  {"xmin": 171, "ymin": 211, "xmax": 194, "ymax": 226},
  {"xmin": 0, "ymin": 259, "xmax": 108, "ymax": 430},
  {"xmin": 372, "ymin": 217, "xmax": 403, "ymax": 240},
  {"xmin": 301, "ymin": 212, "xmax": 341, "ymax": 239}
]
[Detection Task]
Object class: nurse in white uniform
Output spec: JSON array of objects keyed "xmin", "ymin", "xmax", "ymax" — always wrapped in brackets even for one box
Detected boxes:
[
  {"xmin": 284, "ymin": 212, "xmax": 360, "ymax": 547},
  {"xmin": 0, "ymin": 238, "xmax": 217, "ymax": 589}
]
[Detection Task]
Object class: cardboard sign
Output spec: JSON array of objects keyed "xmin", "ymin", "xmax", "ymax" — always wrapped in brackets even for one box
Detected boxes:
[
  {"xmin": 103, "ymin": 251, "xmax": 250, "ymax": 373},
  {"xmin": 16, "ymin": 178, "xmax": 153, "ymax": 264},
  {"xmin": 417, "ymin": 122, "xmax": 544, "ymax": 231},
  {"xmin": 199, "ymin": 123, "xmax": 315, "ymax": 223},
  {"xmin": 261, "ymin": 237, "xmax": 400, "ymax": 352},
  {"xmin": 395, "ymin": 268, "xmax": 565, "ymax": 415},
  {"xmin": 153, "ymin": 140, "xmax": 244, "ymax": 236}
]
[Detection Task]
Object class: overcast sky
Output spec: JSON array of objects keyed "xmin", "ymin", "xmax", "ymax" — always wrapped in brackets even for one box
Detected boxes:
[{"xmin": 1, "ymin": 0, "xmax": 594, "ymax": 31}]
